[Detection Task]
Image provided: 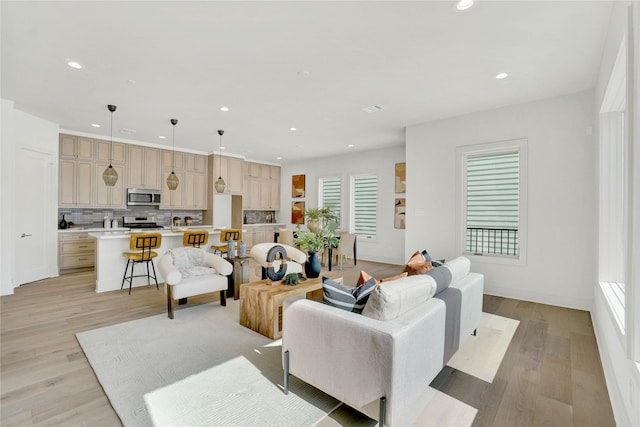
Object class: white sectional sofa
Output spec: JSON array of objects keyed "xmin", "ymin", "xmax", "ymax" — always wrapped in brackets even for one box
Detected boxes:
[{"xmin": 282, "ymin": 256, "xmax": 483, "ymax": 427}]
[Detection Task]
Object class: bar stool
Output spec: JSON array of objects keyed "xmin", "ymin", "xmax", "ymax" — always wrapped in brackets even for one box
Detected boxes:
[
  {"xmin": 211, "ymin": 228, "xmax": 242, "ymax": 257},
  {"xmin": 183, "ymin": 230, "xmax": 209, "ymax": 248},
  {"xmin": 121, "ymin": 232, "xmax": 162, "ymax": 294}
]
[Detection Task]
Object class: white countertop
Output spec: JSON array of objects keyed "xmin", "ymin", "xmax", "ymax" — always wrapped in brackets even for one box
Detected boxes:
[
  {"xmin": 87, "ymin": 226, "xmax": 219, "ymax": 240},
  {"xmin": 243, "ymin": 223, "xmax": 285, "ymax": 228}
]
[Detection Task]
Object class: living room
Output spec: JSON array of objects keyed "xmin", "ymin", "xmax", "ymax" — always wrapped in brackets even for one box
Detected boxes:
[{"xmin": 1, "ymin": 1, "xmax": 639, "ymax": 426}]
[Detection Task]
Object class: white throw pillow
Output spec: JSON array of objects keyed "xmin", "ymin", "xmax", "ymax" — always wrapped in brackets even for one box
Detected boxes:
[{"xmin": 362, "ymin": 275, "xmax": 437, "ymax": 321}]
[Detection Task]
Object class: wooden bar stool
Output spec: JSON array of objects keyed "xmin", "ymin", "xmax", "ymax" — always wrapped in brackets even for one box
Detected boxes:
[
  {"xmin": 183, "ymin": 230, "xmax": 209, "ymax": 248},
  {"xmin": 121, "ymin": 232, "xmax": 162, "ymax": 294},
  {"xmin": 211, "ymin": 228, "xmax": 242, "ymax": 257}
]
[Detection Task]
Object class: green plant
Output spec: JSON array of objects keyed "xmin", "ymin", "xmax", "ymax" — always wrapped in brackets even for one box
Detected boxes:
[
  {"xmin": 283, "ymin": 272, "xmax": 299, "ymax": 286},
  {"xmin": 304, "ymin": 207, "xmax": 338, "ymax": 229},
  {"xmin": 295, "ymin": 228, "xmax": 339, "ymax": 253}
]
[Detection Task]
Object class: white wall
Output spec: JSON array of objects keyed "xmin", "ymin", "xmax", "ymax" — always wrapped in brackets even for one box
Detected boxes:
[
  {"xmin": 1, "ymin": 100, "xmax": 59, "ymax": 295},
  {"xmin": 406, "ymin": 90, "xmax": 597, "ymax": 310},
  {"xmin": 591, "ymin": 2, "xmax": 640, "ymax": 426},
  {"xmin": 280, "ymin": 146, "xmax": 406, "ymax": 265}
]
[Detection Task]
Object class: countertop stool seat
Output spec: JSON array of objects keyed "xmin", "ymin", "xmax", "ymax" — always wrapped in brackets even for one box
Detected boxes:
[
  {"xmin": 121, "ymin": 233, "xmax": 162, "ymax": 295},
  {"xmin": 183, "ymin": 230, "xmax": 209, "ymax": 248},
  {"xmin": 211, "ymin": 228, "xmax": 242, "ymax": 257}
]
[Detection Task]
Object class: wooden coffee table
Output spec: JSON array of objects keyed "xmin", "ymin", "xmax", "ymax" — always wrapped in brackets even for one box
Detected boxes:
[{"xmin": 239, "ymin": 275, "xmax": 339, "ymax": 339}]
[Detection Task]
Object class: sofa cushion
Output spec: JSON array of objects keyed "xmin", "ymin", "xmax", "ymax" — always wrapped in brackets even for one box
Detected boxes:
[
  {"xmin": 362, "ymin": 275, "xmax": 437, "ymax": 321},
  {"xmin": 403, "ymin": 251, "xmax": 433, "ymax": 275},
  {"xmin": 443, "ymin": 256, "xmax": 471, "ymax": 283},
  {"xmin": 323, "ymin": 277, "xmax": 376, "ymax": 313}
]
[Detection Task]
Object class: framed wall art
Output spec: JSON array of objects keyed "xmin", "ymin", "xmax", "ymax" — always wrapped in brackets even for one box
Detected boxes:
[
  {"xmin": 395, "ymin": 162, "xmax": 406, "ymax": 194},
  {"xmin": 292, "ymin": 201, "xmax": 305, "ymax": 225},
  {"xmin": 292, "ymin": 174, "xmax": 306, "ymax": 198},
  {"xmin": 394, "ymin": 198, "xmax": 406, "ymax": 229}
]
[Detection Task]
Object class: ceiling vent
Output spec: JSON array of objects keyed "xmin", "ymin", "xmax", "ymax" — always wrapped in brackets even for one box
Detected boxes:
[
  {"xmin": 362, "ymin": 105, "xmax": 384, "ymax": 113},
  {"xmin": 119, "ymin": 128, "xmax": 137, "ymax": 135}
]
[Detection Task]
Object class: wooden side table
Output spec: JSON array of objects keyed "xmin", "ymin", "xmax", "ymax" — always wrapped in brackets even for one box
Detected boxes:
[
  {"xmin": 226, "ymin": 256, "xmax": 250, "ymax": 300},
  {"xmin": 239, "ymin": 274, "xmax": 339, "ymax": 339}
]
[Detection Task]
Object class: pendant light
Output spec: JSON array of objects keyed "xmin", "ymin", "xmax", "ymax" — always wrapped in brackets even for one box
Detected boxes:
[
  {"xmin": 166, "ymin": 119, "xmax": 180, "ymax": 190},
  {"xmin": 102, "ymin": 104, "xmax": 118, "ymax": 186},
  {"xmin": 214, "ymin": 129, "xmax": 226, "ymax": 193}
]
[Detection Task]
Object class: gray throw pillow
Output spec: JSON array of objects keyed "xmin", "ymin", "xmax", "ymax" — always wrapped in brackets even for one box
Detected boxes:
[{"xmin": 322, "ymin": 277, "xmax": 377, "ymax": 313}]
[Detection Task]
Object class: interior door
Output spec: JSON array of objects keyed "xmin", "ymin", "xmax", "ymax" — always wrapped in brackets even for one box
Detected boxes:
[{"xmin": 16, "ymin": 148, "xmax": 54, "ymax": 285}]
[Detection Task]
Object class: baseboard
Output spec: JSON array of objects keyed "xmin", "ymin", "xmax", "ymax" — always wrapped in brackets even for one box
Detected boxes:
[{"xmin": 483, "ymin": 284, "xmax": 592, "ymax": 311}]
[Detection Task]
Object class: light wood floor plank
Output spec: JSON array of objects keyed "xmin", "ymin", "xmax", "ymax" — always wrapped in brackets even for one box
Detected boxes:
[{"xmin": 1, "ymin": 263, "xmax": 617, "ymax": 426}]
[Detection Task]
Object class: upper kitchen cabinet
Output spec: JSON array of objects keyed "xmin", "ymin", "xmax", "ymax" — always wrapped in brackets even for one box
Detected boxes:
[
  {"xmin": 127, "ymin": 146, "xmax": 161, "ymax": 189},
  {"xmin": 212, "ymin": 155, "xmax": 244, "ymax": 194},
  {"xmin": 242, "ymin": 162, "xmax": 281, "ymax": 211},
  {"xmin": 94, "ymin": 139, "xmax": 125, "ymax": 163},
  {"xmin": 93, "ymin": 162, "xmax": 125, "ymax": 207},
  {"xmin": 162, "ymin": 150, "xmax": 184, "ymax": 170},
  {"xmin": 60, "ymin": 135, "xmax": 93, "ymax": 160},
  {"xmin": 59, "ymin": 159, "xmax": 93, "ymax": 207}
]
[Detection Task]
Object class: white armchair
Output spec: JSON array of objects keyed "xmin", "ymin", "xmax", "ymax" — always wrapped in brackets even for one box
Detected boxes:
[{"xmin": 158, "ymin": 247, "xmax": 233, "ymax": 319}]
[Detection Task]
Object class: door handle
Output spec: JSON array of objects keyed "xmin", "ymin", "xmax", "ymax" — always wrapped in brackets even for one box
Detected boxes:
[{"xmin": 21, "ymin": 233, "xmax": 32, "ymax": 238}]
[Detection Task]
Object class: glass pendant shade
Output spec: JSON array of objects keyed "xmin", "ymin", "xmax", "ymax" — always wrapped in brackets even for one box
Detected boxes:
[
  {"xmin": 167, "ymin": 118, "xmax": 179, "ymax": 190},
  {"xmin": 103, "ymin": 104, "xmax": 118, "ymax": 187},
  {"xmin": 167, "ymin": 171, "xmax": 179, "ymax": 190},
  {"xmin": 103, "ymin": 165, "xmax": 119, "ymax": 186},
  {"xmin": 215, "ymin": 176, "xmax": 226, "ymax": 193},
  {"xmin": 214, "ymin": 129, "xmax": 226, "ymax": 193}
]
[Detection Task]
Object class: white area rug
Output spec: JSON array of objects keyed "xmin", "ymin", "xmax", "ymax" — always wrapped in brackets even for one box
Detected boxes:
[
  {"xmin": 77, "ymin": 301, "xmax": 518, "ymax": 426},
  {"xmin": 447, "ymin": 312, "xmax": 520, "ymax": 383}
]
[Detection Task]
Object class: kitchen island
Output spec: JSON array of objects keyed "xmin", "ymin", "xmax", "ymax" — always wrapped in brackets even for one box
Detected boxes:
[{"xmin": 89, "ymin": 227, "xmax": 221, "ymax": 293}]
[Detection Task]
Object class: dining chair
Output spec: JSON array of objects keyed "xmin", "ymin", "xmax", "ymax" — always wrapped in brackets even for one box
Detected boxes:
[{"xmin": 333, "ymin": 232, "xmax": 356, "ymax": 270}]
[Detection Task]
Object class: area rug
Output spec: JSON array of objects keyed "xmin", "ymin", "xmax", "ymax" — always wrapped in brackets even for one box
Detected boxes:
[{"xmin": 77, "ymin": 301, "xmax": 518, "ymax": 426}]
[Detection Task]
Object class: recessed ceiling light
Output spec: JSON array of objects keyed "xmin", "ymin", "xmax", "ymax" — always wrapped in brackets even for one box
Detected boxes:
[
  {"xmin": 290, "ymin": 127, "xmax": 297, "ymax": 131},
  {"xmin": 159, "ymin": 136, "xmax": 166, "ymax": 139},
  {"xmin": 276, "ymin": 156, "xmax": 283, "ymax": 160},
  {"xmin": 220, "ymin": 146, "xmax": 225, "ymax": 150},
  {"xmin": 348, "ymin": 144, "xmax": 354, "ymax": 148},
  {"xmin": 91, "ymin": 124, "xmax": 101, "ymax": 128},
  {"xmin": 456, "ymin": 0, "xmax": 474, "ymax": 11},
  {"xmin": 362, "ymin": 105, "xmax": 384, "ymax": 113},
  {"xmin": 67, "ymin": 61, "xmax": 83, "ymax": 69},
  {"xmin": 220, "ymin": 106, "xmax": 230, "ymax": 112},
  {"xmin": 495, "ymin": 72, "xmax": 509, "ymax": 79}
]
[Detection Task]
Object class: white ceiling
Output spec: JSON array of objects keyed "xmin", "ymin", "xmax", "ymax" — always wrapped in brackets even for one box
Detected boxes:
[{"xmin": 1, "ymin": 1, "xmax": 612, "ymax": 164}]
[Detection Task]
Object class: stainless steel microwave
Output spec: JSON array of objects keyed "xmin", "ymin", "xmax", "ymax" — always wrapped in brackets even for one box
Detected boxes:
[{"xmin": 127, "ymin": 188, "xmax": 161, "ymax": 206}]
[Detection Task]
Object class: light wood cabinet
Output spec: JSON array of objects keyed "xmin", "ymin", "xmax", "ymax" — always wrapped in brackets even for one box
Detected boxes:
[
  {"xmin": 214, "ymin": 155, "xmax": 244, "ymax": 194},
  {"xmin": 162, "ymin": 150, "xmax": 184, "ymax": 170},
  {"xmin": 159, "ymin": 152, "xmax": 208, "ymax": 210},
  {"xmin": 93, "ymin": 162, "xmax": 125, "ymax": 207},
  {"xmin": 244, "ymin": 225, "xmax": 278, "ymax": 249},
  {"xmin": 160, "ymin": 169, "xmax": 184, "ymax": 208},
  {"xmin": 58, "ymin": 232, "xmax": 95, "ymax": 271},
  {"xmin": 127, "ymin": 146, "xmax": 161, "ymax": 189},
  {"xmin": 242, "ymin": 163, "xmax": 281, "ymax": 211},
  {"xmin": 59, "ymin": 159, "xmax": 93, "ymax": 207},
  {"xmin": 60, "ymin": 135, "xmax": 93, "ymax": 160},
  {"xmin": 94, "ymin": 140, "xmax": 125, "ymax": 163}
]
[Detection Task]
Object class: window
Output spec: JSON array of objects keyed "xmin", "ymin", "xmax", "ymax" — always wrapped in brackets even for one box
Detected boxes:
[
  {"xmin": 458, "ymin": 139, "xmax": 527, "ymax": 262},
  {"xmin": 351, "ymin": 175, "xmax": 377, "ymax": 239},
  {"xmin": 319, "ymin": 177, "xmax": 341, "ymax": 224}
]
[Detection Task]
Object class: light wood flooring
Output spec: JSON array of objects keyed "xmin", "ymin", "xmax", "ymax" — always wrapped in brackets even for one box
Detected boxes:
[{"xmin": 0, "ymin": 260, "xmax": 615, "ymax": 426}]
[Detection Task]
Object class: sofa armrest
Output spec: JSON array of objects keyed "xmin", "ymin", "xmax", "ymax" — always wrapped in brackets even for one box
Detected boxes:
[
  {"xmin": 204, "ymin": 252, "xmax": 233, "ymax": 276},
  {"xmin": 282, "ymin": 298, "xmax": 446, "ymax": 426},
  {"xmin": 158, "ymin": 253, "xmax": 182, "ymax": 285}
]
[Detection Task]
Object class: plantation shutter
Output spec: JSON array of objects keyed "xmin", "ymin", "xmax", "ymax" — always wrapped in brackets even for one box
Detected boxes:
[
  {"xmin": 321, "ymin": 177, "xmax": 341, "ymax": 223},
  {"xmin": 466, "ymin": 151, "xmax": 519, "ymax": 256},
  {"xmin": 353, "ymin": 175, "xmax": 377, "ymax": 238}
]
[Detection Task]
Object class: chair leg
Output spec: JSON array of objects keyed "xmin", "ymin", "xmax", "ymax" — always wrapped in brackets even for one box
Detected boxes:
[
  {"xmin": 150, "ymin": 259, "xmax": 159, "ymax": 290},
  {"xmin": 128, "ymin": 261, "xmax": 135, "ymax": 295},
  {"xmin": 121, "ymin": 259, "xmax": 131, "ymax": 291},
  {"xmin": 219, "ymin": 290, "xmax": 227, "ymax": 306},
  {"xmin": 379, "ymin": 397, "xmax": 386, "ymax": 427},
  {"xmin": 283, "ymin": 350, "xmax": 290, "ymax": 394},
  {"xmin": 167, "ymin": 285, "xmax": 174, "ymax": 319}
]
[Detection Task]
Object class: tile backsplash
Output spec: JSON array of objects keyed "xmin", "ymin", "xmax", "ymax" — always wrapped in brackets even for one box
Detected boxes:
[
  {"xmin": 243, "ymin": 210, "xmax": 276, "ymax": 224},
  {"xmin": 58, "ymin": 207, "xmax": 203, "ymax": 228}
]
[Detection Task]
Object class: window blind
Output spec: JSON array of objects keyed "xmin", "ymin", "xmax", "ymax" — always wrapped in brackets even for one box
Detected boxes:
[
  {"xmin": 466, "ymin": 151, "xmax": 519, "ymax": 256},
  {"xmin": 321, "ymin": 177, "xmax": 341, "ymax": 223},
  {"xmin": 353, "ymin": 175, "xmax": 377, "ymax": 238}
]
